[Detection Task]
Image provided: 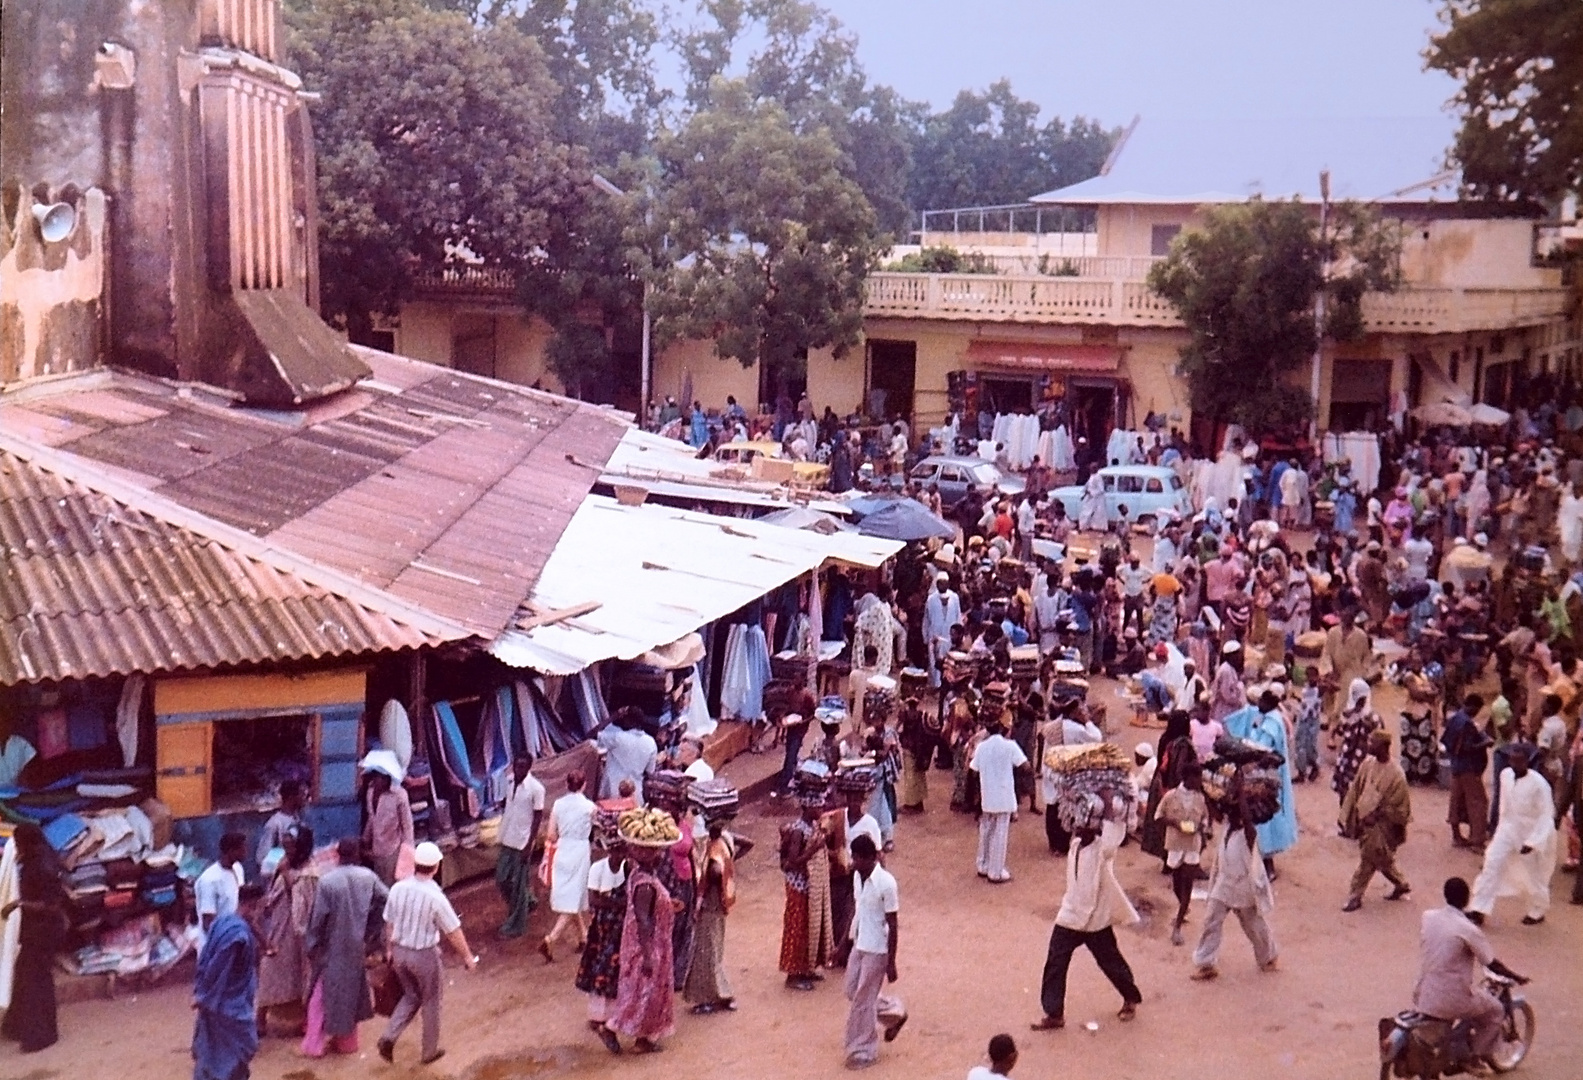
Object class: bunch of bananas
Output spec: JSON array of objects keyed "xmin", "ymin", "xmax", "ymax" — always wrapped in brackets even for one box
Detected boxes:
[{"xmin": 618, "ymin": 806, "xmax": 679, "ymax": 843}]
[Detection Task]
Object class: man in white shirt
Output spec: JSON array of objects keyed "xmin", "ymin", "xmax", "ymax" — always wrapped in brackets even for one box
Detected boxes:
[
  {"xmin": 1469, "ymin": 745, "xmax": 1558, "ymax": 925},
  {"xmin": 495, "ymin": 755, "xmax": 545, "ymax": 938},
  {"xmin": 1190, "ymin": 795, "xmax": 1278, "ymax": 978},
  {"xmin": 194, "ymin": 832, "xmax": 247, "ymax": 954},
  {"xmin": 1032, "ymin": 816, "xmax": 1142, "ymax": 1030},
  {"xmin": 379, "ymin": 842, "xmax": 477, "ymax": 1066},
  {"xmin": 1174, "ymin": 662, "xmax": 1208, "ymax": 715},
  {"xmin": 677, "ymin": 737, "xmax": 714, "ymax": 840},
  {"xmin": 970, "ymin": 721, "xmax": 1029, "ymax": 883},
  {"xmin": 834, "ymin": 835, "xmax": 905, "ymax": 1069},
  {"xmin": 1117, "ymin": 554, "xmax": 1149, "ymax": 636},
  {"xmin": 597, "ymin": 707, "xmax": 658, "ymax": 803}
]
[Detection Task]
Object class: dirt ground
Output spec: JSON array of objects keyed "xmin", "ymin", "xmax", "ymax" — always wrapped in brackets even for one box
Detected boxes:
[{"xmin": 3, "ymin": 683, "xmax": 1580, "ymax": 1080}]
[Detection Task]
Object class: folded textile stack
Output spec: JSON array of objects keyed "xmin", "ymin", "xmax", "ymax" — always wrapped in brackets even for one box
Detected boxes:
[
  {"xmin": 813, "ymin": 696, "xmax": 848, "ymax": 727},
  {"xmin": 687, "ymin": 778, "xmax": 740, "ymax": 822},
  {"xmin": 771, "ymin": 652, "xmax": 813, "ymax": 685},
  {"xmin": 645, "ymin": 769, "xmax": 694, "ymax": 813},
  {"xmin": 456, "ymin": 822, "xmax": 482, "ymax": 849},
  {"xmin": 140, "ymin": 855, "xmax": 179, "ymax": 909},
  {"xmin": 862, "ymin": 675, "xmax": 897, "ymax": 723},
  {"xmin": 1201, "ymin": 762, "xmax": 1283, "ymax": 824},
  {"xmin": 1043, "ymin": 743, "xmax": 1134, "ymax": 835},
  {"xmin": 1009, "ymin": 646, "xmax": 1040, "ymax": 681},
  {"xmin": 63, "ymin": 862, "xmax": 108, "ymax": 937},
  {"xmin": 61, "ymin": 945, "xmax": 123, "ymax": 977},
  {"xmin": 1209, "ymin": 735, "xmax": 1285, "ymax": 769},
  {"xmin": 477, "ymin": 816, "xmax": 502, "ymax": 847},
  {"xmin": 790, "ymin": 761, "xmax": 831, "ymax": 806},
  {"xmin": 941, "ymin": 651, "xmax": 974, "ymax": 685},
  {"xmin": 834, "ymin": 760, "xmax": 880, "ymax": 794}
]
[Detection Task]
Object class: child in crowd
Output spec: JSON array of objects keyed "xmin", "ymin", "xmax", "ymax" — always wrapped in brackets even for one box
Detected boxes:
[{"xmin": 1155, "ymin": 768, "xmax": 1210, "ymax": 945}]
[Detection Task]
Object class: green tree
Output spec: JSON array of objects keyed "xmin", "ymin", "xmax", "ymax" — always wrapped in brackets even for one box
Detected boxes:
[
  {"xmin": 286, "ymin": 0, "xmax": 584, "ymax": 337},
  {"xmin": 649, "ymin": 81, "xmax": 879, "ymax": 393},
  {"xmin": 673, "ymin": 0, "xmax": 921, "ymax": 237},
  {"xmin": 1426, "ymin": 0, "xmax": 1583, "ymax": 203},
  {"xmin": 1146, "ymin": 199, "xmax": 1398, "ymax": 434},
  {"xmin": 907, "ymin": 80, "xmax": 1115, "ymax": 213}
]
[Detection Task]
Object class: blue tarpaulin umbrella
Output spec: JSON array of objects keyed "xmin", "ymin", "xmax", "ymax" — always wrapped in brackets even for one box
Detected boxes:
[{"xmin": 856, "ymin": 499, "xmax": 955, "ymax": 542}]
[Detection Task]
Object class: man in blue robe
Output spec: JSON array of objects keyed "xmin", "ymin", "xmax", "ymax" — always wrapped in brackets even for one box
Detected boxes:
[
  {"xmin": 1223, "ymin": 693, "xmax": 1299, "ymax": 878},
  {"xmin": 193, "ymin": 883, "xmax": 263, "ymax": 1080}
]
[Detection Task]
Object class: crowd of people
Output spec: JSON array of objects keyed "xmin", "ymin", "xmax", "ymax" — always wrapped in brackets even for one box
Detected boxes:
[{"xmin": 6, "ymin": 403, "xmax": 1582, "ymax": 1078}]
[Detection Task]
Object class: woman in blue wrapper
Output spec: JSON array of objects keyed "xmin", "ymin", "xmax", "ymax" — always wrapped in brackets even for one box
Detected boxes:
[
  {"xmin": 1223, "ymin": 691, "xmax": 1298, "ymax": 880},
  {"xmin": 193, "ymin": 883, "xmax": 264, "ymax": 1080}
]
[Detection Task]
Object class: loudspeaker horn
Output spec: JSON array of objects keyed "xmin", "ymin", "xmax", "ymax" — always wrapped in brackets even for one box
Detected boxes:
[{"xmin": 32, "ymin": 202, "xmax": 77, "ymax": 243}]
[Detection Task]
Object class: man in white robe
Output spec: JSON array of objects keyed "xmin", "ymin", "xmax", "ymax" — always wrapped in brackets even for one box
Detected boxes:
[
  {"xmin": 1469, "ymin": 745, "xmax": 1558, "ymax": 925},
  {"xmin": 922, "ymin": 574, "xmax": 961, "ymax": 687}
]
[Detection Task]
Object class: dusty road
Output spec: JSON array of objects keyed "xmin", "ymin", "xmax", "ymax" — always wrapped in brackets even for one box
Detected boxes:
[{"xmin": 3, "ymin": 692, "xmax": 1579, "ymax": 1080}]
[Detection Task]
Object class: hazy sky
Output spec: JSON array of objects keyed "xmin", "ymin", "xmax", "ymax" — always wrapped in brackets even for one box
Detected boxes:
[{"xmin": 819, "ymin": 0, "xmax": 1459, "ymax": 132}]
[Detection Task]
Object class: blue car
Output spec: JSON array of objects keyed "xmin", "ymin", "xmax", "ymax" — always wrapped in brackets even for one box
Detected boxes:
[{"xmin": 1048, "ymin": 465, "xmax": 1192, "ymax": 523}]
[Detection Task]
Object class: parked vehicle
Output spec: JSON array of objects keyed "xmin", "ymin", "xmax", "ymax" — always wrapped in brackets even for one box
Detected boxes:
[
  {"xmin": 1377, "ymin": 971, "xmax": 1534, "ymax": 1078},
  {"xmin": 906, "ymin": 455, "xmax": 1024, "ymax": 508},
  {"xmin": 1046, "ymin": 464, "xmax": 1191, "ymax": 523}
]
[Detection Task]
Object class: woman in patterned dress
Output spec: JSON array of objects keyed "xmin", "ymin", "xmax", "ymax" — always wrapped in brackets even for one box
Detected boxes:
[
  {"xmin": 778, "ymin": 790, "xmax": 833, "ymax": 990},
  {"xmin": 1331, "ymin": 678, "xmax": 1382, "ymax": 804},
  {"xmin": 576, "ymin": 841, "xmax": 628, "ymax": 1052},
  {"xmin": 605, "ymin": 841, "xmax": 676, "ymax": 1054}
]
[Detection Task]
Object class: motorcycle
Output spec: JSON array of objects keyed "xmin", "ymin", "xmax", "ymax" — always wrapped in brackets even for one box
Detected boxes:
[{"xmin": 1378, "ymin": 972, "xmax": 1535, "ymax": 1077}]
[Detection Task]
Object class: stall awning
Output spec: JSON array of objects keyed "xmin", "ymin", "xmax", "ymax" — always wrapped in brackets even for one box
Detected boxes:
[
  {"xmin": 967, "ymin": 342, "xmax": 1122, "ymax": 374},
  {"xmin": 488, "ymin": 496, "xmax": 903, "ymax": 675}
]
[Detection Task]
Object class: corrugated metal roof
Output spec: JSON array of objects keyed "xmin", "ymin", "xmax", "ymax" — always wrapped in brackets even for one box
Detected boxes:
[
  {"xmin": 1031, "ymin": 116, "xmax": 1459, "ymax": 205},
  {"xmin": 0, "ymin": 450, "xmax": 442, "ymax": 684},
  {"xmin": 0, "ymin": 349, "xmax": 630, "ymax": 639},
  {"xmin": 488, "ymin": 496, "xmax": 902, "ymax": 675}
]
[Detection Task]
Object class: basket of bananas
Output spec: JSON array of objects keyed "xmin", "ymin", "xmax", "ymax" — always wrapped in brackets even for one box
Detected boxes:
[{"xmin": 617, "ymin": 806, "xmax": 682, "ymax": 847}]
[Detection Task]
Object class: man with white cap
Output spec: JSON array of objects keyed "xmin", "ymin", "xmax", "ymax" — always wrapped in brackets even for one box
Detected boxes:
[
  {"xmin": 923, "ymin": 572, "xmax": 962, "ymax": 687},
  {"xmin": 379, "ymin": 842, "xmax": 477, "ymax": 1066}
]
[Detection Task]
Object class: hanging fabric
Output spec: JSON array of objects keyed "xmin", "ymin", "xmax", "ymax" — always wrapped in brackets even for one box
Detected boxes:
[
  {"xmin": 681, "ymin": 664, "xmax": 717, "ymax": 738},
  {"xmin": 429, "ymin": 702, "xmax": 483, "ymax": 819},
  {"xmin": 115, "ymin": 673, "xmax": 143, "ymax": 768}
]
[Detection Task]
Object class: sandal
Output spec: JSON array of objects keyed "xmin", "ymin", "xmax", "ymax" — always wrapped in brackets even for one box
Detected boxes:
[
  {"xmin": 538, "ymin": 939, "xmax": 555, "ymax": 964},
  {"xmin": 633, "ymin": 1038, "xmax": 663, "ymax": 1054},
  {"xmin": 1118, "ymin": 1002, "xmax": 1138, "ymax": 1022},
  {"xmin": 1030, "ymin": 1015, "xmax": 1065, "ymax": 1031}
]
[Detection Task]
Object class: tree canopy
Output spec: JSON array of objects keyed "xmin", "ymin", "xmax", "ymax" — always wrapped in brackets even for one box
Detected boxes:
[
  {"xmin": 1426, "ymin": 0, "xmax": 1583, "ymax": 204},
  {"xmin": 287, "ymin": 0, "xmax": 584, "ymax": 336},
  {"xmin": 907, "ymin": 80, "xmax": 1116, "ymax": 213},
  {"xmin": 1147, "ymin": 200, "xmax": 1398, "ymax": 434},
  {"xmin": 649, "ymin": 81, "xmax": 879, "ymax": 389},
  {"xmin": 289, "ymin": 0, "xmax": 1118, "ymax": 402}
]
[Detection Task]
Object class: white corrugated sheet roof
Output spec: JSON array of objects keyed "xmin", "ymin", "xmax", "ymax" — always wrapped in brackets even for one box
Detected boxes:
[
  {"xmin": 1032, "ymin": 116, "xmax": 1458, "ymax": 205},
  {"xmin": 601, "ymin": 428, "xmax": 852, "ymax": 515},
  {"xmin": 488, "ymin": 496, "xmax": 903, "ymax": 674}
]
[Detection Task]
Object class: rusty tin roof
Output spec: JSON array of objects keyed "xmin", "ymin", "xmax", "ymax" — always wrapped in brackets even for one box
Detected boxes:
[
  {"xmin": 0, "ymin": 350, "xmax": 630, "ymax": 656},
  {"xmin": 0, "ymin": 449, "xmax": 447, "ymax": 684}
]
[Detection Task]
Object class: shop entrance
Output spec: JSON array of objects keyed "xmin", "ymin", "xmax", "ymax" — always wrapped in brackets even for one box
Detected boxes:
[
  {"xmin": 867, "ymin": 340, "xmax": 917, "ymax": 422},
  {"xmin": 1070, "ymin": 381, "xmax": 1119, "ymax": 462},
  {"xmin": 978, "ymin": 376, "xmax": 1035, "ymax": 416}
]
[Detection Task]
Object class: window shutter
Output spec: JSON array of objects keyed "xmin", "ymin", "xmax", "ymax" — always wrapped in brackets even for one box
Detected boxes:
[{"xmin": 156, "ymin": 723, "xmax": 212, "ymax": 818}]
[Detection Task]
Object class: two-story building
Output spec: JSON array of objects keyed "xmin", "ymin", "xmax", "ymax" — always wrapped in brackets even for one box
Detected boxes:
[{"xmin": 847, "ymin": 116, "xmax": 1580, "ymax": 451}]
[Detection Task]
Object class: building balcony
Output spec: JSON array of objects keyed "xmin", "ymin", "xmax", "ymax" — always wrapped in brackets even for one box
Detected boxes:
[{"xmin": 864, "ymin": 271, "xmax": 1572, "ymax": 334}]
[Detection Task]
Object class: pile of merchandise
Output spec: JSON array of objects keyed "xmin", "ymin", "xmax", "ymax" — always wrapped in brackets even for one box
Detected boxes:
[
  {"xmin": 644, "ymin": 769, "xmax": 695, "ymax": 816},
  {"xmin": 687, "ymin": 778, "xmax": 740, "ymax": 823},
  {"xmin": 862, "ymin": 675, "xmax": 897, "ymax": 724},
  {"xmin": 1201, "ymin": 735, "xmax": 1284, "ymax": 825},
  {"xmin": 1043, "ymin": 742, "xmax": 1134, "ymax": 834}
]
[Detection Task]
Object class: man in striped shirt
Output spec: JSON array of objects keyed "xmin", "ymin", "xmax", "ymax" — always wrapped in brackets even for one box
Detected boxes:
[{"xmin": 378, "ymin": 842, "xmax": 477, "ymax": 1066}]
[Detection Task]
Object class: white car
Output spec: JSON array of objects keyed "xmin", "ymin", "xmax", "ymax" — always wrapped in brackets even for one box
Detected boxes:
[{"xmin": 1048, "ymin": 465, "xmax": 1192, "ymax": 523}]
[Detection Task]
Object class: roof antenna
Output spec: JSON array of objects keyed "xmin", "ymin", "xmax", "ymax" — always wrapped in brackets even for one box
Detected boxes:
[{"xmin": 1100, "ymin": 115, "xmax": 1141, "ymax": 177}]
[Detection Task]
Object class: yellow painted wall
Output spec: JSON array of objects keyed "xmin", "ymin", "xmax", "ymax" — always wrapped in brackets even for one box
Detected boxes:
[
  {"xmin": 495, "ymin": 313, "xmax": 562, "ymax": 393},
  {"xmin": 1096, "ymin": 204, "xmax": 1207, "ymax": 257},
  {"xmin": 652, "ymin": 338, "xmax": 760, "ymax": 410},
  {"xmin": 1116, "ymin": 327, "xmax": 1190, "ymax": 423},
  {"xmin": 807, "ymin": 345, "xmax": 865, "ymax": 417},
  {"xmin": 394, "ymin": 300, "xmax": 455, "ymax": 366},
  {"xmin": 1397, "ymin": 219, "xmax": 1562, "ymax": 290}
]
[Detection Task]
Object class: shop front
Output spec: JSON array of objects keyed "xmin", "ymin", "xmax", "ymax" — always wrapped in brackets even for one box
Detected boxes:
[
  {"xmin": 154, "ymin": 667, "xmax": 370, "ymax": 854},
  {"xmin": 950, "ymin": 342, "xmax": 1130, "ymax": 456}
]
